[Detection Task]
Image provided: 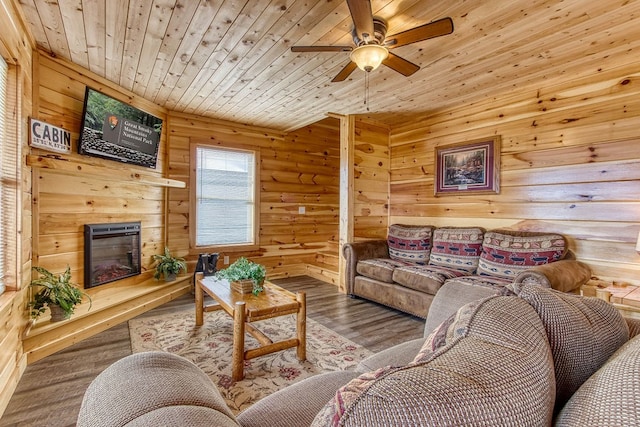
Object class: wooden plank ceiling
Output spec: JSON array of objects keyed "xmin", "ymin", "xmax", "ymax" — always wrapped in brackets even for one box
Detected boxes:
[{"xmin": 18, "ymin": 0, "xmax": 640, "ymax": 132}]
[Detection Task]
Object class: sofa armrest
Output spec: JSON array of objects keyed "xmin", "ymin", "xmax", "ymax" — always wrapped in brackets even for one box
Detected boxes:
[
  {"xmin": 423, "ymin": 280, "xmax": 503, "ymax": 336},
  {"xmin": 77, "ymin": 352, "xmax": 239, "ymax": 427},
  {"xmin": 342, "ymin": 240, "xmax": 389, "ymax": 294},
  {"xmin": 626, "ymin": 317, "xmax": 640, "ymax": 339},
  {"xmin": 513, "ymin": 259, "xmax": 592, "ymax": 293}
]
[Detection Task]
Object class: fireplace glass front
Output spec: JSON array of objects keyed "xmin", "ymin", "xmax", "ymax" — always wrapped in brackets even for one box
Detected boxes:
[{"xmin": 84, "ymin": 222, "xmax": 141, "ymax": 288}]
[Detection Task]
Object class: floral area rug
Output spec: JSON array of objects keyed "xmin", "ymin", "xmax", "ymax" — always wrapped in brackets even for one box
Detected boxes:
[{"xmin": 128, "ymin": 308, "xmax": 372, "ymax": 414}]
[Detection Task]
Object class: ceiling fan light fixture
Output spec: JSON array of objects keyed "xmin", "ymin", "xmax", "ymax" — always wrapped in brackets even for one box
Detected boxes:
[{"xmin": 350, "ymin": 44, "xmax": 388, "ymax": 72}]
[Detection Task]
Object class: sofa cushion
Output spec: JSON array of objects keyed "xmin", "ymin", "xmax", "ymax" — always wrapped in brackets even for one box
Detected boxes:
[
  {"xmin": 477, "ymin": 230, "xmax": 567, "ymax": 279},
  {"xmin": 353, "ymin": 276, "xmax": 434, "ymax": 319},
  {"xmin": 356, "ymin": 258, "xmax": 409, "ymax": 283},
  {"xmin": 387, "ymin": 224, "xmax": 434, "ymax": 264},
  {"xmin": 509, "ymin": 283, "xmax": 629, "ymax": 413},
  {"xmin": 237, "ymin": 370, "xmax": 360, "ymax": 427},
  {"xmin": 392, "ymin": 264, "xmax": 468, "ymax": 295},
  {"xmin": 554, "ymin": 334, "xmax": 640, "ymax": 426},
  {"xmin": 429, "ymin": 227, "xmax": 484, "ymax": 273},
  {"xmin": 312, "ymin": 295, "xmax": 556, "ymax": 427},
  {"xmin": 355, "ymin": 337, "xmax": 427, "ymax": 373},
  {"xmin": 443, "ymin": 274, "xmax": 512, "ymax": 290}
]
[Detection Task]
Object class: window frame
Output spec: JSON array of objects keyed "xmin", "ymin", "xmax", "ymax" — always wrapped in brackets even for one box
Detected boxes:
[
  {"xmin": 0, "ymin": 55, "xmax": 19, "ymax": 293},
  {"xmin": 189, "ymin": 141, "xmax": 260, "ymax": 252}
]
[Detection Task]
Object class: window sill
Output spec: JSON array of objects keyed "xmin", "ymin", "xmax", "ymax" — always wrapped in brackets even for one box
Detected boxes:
[{"xmin": 0, "ymin": 289, "xmax": 17, "ymax": 313}]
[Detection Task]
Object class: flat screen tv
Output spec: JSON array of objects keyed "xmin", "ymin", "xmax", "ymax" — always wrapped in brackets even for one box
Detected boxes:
[{"xmin": 78, "ymin": 87, "xmax": 163, "ymax": 168}]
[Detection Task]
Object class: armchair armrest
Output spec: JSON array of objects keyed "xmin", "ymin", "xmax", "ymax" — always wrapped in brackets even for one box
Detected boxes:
[
  {"xmin": 626, "ymin": 317, "xmax": 640, "ymax": 339},
  {"xmin": 514, "ymin": 259, "xmax": 592, "ymax": 293},
  {"xmin": 77, "ymin": 352, "xmax": 239, "ymax": 427},
  {"xmin": 342, "ymin": 240, "xmax": 389, "ymax": 295}
]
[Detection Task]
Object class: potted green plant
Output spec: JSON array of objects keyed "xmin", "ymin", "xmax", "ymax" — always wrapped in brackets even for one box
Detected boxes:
[
  {"xmin": 216, "ymin": 257, "xmax": 266, "ymax": 295},
  {"xmin": 153, "ymin": 247, "xmax": 187, "ymax": 281},
  {"xmin": 29, "ymin": 265, "xmax": 91, "ymax": 322}
]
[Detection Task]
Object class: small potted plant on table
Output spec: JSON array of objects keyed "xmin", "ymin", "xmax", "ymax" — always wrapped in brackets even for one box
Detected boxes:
[
  {"xmin": 153, "ymin": 247, "xmax": 187, "ymax": 281},
  {"xmin": 216, "ymin": 257, "xmax": 266, "ymax": 296},
  {"xmin": 29, "ymin": 265, "xmax": 91, "ymax": 322}
]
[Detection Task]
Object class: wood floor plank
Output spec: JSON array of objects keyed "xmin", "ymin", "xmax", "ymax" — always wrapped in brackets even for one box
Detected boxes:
[{"xmin": 0, "ymin": 276, "xmax": 423, "ymax": 426}]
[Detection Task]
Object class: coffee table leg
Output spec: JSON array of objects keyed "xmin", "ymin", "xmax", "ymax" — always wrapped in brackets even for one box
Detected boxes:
[
  {"xmin": 195, "ymin": 278, "xmax": 203, "ymax": 326},
  {"xmin": 296, "ymin": 292, "xmax": 306, "ymax": 361},
  {"xmin": 232, "ymin": 301, "xmax": 246, "ymax": 381}
]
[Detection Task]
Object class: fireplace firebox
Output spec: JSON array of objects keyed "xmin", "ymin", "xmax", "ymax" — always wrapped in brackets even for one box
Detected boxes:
[{"xmin": 84, "ymin": 222, "xmax": 141, "ymax": 288}]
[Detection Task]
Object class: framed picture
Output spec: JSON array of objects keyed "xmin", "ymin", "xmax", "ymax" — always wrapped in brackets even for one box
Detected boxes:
[{"xmin": 434, "ymin": 136, "xmax": 501, "ymax": 196}]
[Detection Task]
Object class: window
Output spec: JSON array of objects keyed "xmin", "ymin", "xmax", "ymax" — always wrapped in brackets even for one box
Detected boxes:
[
  {"xmin": 0, "ymin": 56, "xmax": 5, "ymax": 292},
  {"xmin": 192, "ymin": 145, "xmax": 259, "ymax": 248},
  {"xmin": 0, "ymin": 55, "xmax": 18, "ymax": 293}
]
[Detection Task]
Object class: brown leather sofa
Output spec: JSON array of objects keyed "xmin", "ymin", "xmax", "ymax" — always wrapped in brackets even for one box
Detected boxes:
[{"xmin": 343, "ymin": 224, "xmax": 592, "ymax": 318}]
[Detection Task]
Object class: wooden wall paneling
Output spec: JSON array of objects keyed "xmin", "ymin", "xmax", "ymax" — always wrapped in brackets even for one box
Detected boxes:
[
  {"xmin": 0, "ymin": 0, "xmax": 33, "ymax": 417},
  {"xmin": 17, "ymin": 47, "xmax": 197, "ymax": 368},
  {"xmin": 352, "ymin": 118, "xmax": 390, "ymax": 241},
  {"xmin": 337, "ymin": 114, "xmax": 355, "ymax": 292},
  {"xmin": 388, "ymin": 64, "xmax": 640, "ymax": 285},
  {"xmin": 169, "ymin": 114, "xmax": 340, "ymax": 283},
  {"xmin": 0, "ymin": 293, "xmax": 27, "ymax": 418},
  {"xmin": 37, "ymin": 53, "xmax": 166, "ymax": 123},
  {"xmin": 22, "ymin": 277, "xmax": 191, "ymax": 364}
]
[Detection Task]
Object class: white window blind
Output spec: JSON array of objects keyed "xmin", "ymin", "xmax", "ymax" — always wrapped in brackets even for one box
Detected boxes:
[
  {"xmin": 0, "ymin": 55, "xmax": 17, "ymax": 293},
  {"xmin": 195, "ymin": 146, "xmax": 256, "ymax": 246},
  {"xmin": 0, "ymin": 56, "xmax": 7, "ymax": 291}
]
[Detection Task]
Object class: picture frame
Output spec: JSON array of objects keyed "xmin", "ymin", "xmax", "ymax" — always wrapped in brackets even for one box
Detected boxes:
[{"xmin": 434, "ymin": 136, "xmax": 501, "ymax": 196}]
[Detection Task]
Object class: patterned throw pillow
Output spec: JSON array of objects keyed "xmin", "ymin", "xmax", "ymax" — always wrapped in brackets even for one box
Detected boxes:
[
  {"xmin": 387, "ymin": 224, "xmax": 434, "ymax": 264},
  {"xmin": 477, "ymin": 230, "xmax": 567, "ymax": 279},
  {"xmin": 428, "ymin": 227, "xmax": 484, "ymax": 274}
]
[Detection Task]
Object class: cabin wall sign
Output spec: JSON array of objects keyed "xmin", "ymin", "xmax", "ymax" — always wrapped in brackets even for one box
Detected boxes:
[{"xmin": 30, "ymin": 118, "xmax": 72, "ymax": 154}]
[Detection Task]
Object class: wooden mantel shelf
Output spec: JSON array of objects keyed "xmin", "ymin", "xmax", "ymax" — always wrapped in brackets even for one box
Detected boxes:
[
  {"xmin": 22, "ymin": 274, "xmax": 192, "ymax": 364},
  {"xmin": 26, "ymin": 154, "xmax": 186, "ymax": 188}
]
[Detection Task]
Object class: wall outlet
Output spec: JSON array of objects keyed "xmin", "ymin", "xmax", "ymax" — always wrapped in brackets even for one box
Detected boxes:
[
  {"xmin": 224, "ymin": 255, "xmax": 229, "ymax": 264},
  {"xmin": 298, "ymin": 206, "xmax": 306, "ymax": 214}
]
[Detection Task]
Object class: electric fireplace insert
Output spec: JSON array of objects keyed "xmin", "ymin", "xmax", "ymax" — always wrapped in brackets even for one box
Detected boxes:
[{"xmin": 84, "ymin": 222, "xmax": 141, "ymax": 288}]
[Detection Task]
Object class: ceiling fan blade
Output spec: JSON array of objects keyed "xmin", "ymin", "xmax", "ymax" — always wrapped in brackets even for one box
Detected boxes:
[
  {"xmin": 346, "ymin": 0, "xmax": 374, "ymax": 41},
  {"xmin": 385, "ymin": 17, "xmax": 454, "ymax": 48},
  {"xmin": 291, "ymin": 45, "xmax": 353, "ymax": 53},
  {"xmin": 332, "ymin": 61, "xmax": 358, "ymax": 82},
  {"xmin": 382, "ymin": 52, "xmax": 420, "ymax": 76}
]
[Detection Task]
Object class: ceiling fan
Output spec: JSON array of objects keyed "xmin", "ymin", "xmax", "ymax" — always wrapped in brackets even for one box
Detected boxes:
[{"xmin": 291, "ymin": 0, "xmax": 454, "ymax": 82}]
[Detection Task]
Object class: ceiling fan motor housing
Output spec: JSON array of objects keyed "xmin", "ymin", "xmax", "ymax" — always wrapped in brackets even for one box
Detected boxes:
[{"xmin": 352, "ymin": 17, "xmax": 388, "ymax": 46}]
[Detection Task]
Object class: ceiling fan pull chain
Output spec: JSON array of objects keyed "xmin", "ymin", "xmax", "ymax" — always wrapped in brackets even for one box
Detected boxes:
[{"xmin": 364, "ymin": 71, "xmax": 370, "ymax": 111}]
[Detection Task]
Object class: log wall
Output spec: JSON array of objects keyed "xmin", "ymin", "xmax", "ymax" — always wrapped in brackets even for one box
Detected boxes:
[
  {"xmin": 19, "ymin": 52, "xmax": 194, "ymax": 365},
  {"xmin": 32, "ymin": 52, "xmax": 170, "ymax": 285},
  {"xmin": 353, "ymin": 118, "xmax": 390, "ymax": 241},
  {"xmin": 167, "ymin": 114, "xmax": 341, "ymax": 284},
  {"xmin": 389, "ymin": 63, "xmax": 640, "ymax": 285},
  {"xmin": 0, "ymin": 0, "xmax": 32, "ymax": 416}
]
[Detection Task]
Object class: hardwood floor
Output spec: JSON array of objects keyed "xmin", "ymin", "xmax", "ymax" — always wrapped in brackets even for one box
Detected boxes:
[{"xmin": 0, "ymin": 276, "xmax": 424, "ymax": 426}]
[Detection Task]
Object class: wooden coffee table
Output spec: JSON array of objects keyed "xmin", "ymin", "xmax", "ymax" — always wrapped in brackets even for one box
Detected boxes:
[{"xmin": 195, "ymin": 273, "xmax": 306, "ymax": 381}]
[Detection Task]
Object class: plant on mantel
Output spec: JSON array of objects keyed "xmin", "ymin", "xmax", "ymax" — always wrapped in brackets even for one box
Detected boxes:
[
  {"xmin": 28, "ymin": 265, "xmax": 91, "ymax": 322},
  {"xmin": 152, "ymin": 247, "xmax": 187, "ymax": 281}
]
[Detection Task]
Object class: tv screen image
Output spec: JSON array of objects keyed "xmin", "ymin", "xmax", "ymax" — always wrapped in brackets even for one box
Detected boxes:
[{"xmin": 78, "ymin": 87, "xmax": 163, "ymax": 168}]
